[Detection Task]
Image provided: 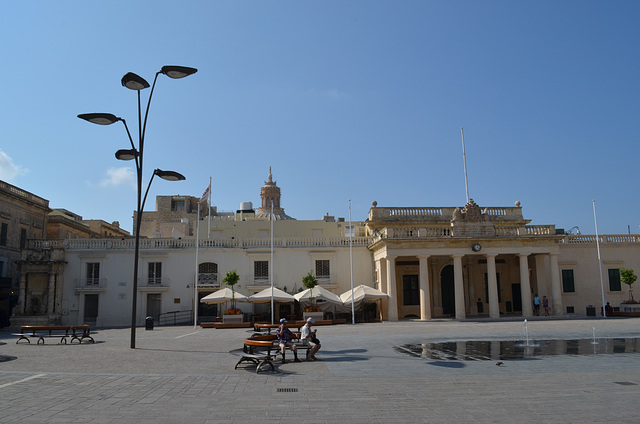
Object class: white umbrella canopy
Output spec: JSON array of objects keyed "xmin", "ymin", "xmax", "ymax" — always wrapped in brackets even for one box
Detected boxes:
[
  {"xmin": 249, "ymin": 287, "xmax": 295, "ymax": 303},
  {"xmin": 200, "ymin": 287, "xmax": 249, "ymax": 304},
  {"xmin": 294, "ymin": 285, "xmax": 343, "ymax": 305},
  {"xmin": 340, "ymin": 284, "xmax": 388, "ymax": 303}
]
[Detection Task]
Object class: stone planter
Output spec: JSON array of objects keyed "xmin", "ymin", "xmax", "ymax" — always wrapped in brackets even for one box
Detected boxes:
[
  {"xmin": 303, "ymin": 311, "xmax": 323, "ymax": 322},
  {"xmin": 223, "ymin": 314, "xmax": 243, "ymax": 324}
]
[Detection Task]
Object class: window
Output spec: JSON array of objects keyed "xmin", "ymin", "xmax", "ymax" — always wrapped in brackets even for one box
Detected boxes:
[
  {"xmin": 254, "ymin": 261, "xmax": 269, "ymax": 280},
  {"xmin": 86, "ymin": 263, "xmax": 100, "ymax": 285},
  {"xmin": 198, "ymin": 262, "xmax": 218, "ymax": 285},
  {"xmin": 171, "ymin": 200, "xmax": 185, "ymax": 211},
  {"xmin": 148, "ymin": 262, "xmax": 162, "ymax": 284},
  {"xmin": 0, "ymin": 223, "xmax": 7, "ymax": 246},
  {"xmin": 402, "ymin": 275, "xmax": 420, "ymax": 305},
  {"xmin": 608, "ymin": 268, "xmax": 621, "ymax": 292},
  {"xmin": 562, "ymin": 270, "xmax": 575, "ymax": 293},
  {"xmin": 315, "ymin": 260, "xmax": 330, "ymax": 279},
  {"xmin": 20, "ymin": 228, "xmax": 27, "ymax": 249}
]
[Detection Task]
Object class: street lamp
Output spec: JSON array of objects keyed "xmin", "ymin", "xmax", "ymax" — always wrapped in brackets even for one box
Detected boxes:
[{"xmin": 78, "ymin": 65, "xmax": 196, "ymax": 349}]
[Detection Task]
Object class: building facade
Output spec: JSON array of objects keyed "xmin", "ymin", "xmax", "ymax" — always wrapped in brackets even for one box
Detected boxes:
[{"xmin": 7, "ymin": 174, "xmax": 640, "ymax": 327}]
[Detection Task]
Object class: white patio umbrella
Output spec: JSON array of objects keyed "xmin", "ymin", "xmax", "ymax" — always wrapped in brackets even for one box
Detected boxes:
[
  {"xmin": 340, "ymin": 284, "xmax": 388, "ymax": 303},
  {"xmin": 294, "ymin": 285, "xmax": 343, "ymax": 305},
  {"xmin": 249, "ymin": 287, "xmax": 295, "ymax": 303},
  {"xmin": 200, "ymin": 287, "xmax": 249, "ymax": 304}
]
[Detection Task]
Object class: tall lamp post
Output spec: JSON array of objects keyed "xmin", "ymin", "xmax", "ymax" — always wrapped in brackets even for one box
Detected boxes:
[{"xmin": 78, "ymin": 65, "xmax": 197, "ymax": 349}]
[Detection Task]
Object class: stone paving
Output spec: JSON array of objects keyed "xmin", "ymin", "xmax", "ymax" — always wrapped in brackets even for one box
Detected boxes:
[{"xmin": 1, "ymin": 317, "xmax": 640, "ymax": 423}]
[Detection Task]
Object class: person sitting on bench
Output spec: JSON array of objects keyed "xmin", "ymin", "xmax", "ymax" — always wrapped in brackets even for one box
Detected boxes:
[
  {"xmin": 276, "ymin": 318, "xmax": 300, "ymax": 363},
  {"xmin": 301, "ymin": 317, "xmax": 321, "ymax": 360}
]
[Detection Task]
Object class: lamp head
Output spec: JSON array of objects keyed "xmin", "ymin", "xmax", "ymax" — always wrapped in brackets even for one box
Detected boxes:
[
  {"xmin": 115, "ymin": 149, "xmax": 139, "ymax": 161},
  {"xmin": 78, "ymin": 113, "xmax": 120, "ymax": 125},
  {"xmin": 160, "ymin": 66, "xmax": 198, "ymax": 79},
  {"xmin": 154, "ymin": 169, "xmax": 186, "ymax": 181},
  {"xmin": 121, "ymin": 72, "xmax": 150, "ymax": 91}
]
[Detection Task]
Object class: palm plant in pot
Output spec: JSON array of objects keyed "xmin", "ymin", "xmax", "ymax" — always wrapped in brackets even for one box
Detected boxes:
[
  {"xmin": 223, "ymin": 270, "xmax": 242, "ymax": 315},
  {"xmin": 302, "ymin": 271, "xmax": 321, "ymax": 313},
  {"xmin": 619, "ymin": 268, "xmax": 638, "ymax": 304}
]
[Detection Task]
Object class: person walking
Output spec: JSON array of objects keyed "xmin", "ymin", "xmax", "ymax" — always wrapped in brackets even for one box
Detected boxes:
[
  {"xmin": 533, "ymin": 294, "xmax": 541, "ymax": 316},
  {"xmin": 542, "ymin": 295, "xmax": 550, "ymax": 316}
]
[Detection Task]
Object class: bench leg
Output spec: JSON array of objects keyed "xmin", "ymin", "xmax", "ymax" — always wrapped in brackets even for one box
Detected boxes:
[{"xmin": 16, "ymin": 336, "xmax": 30, "ymax": 344}]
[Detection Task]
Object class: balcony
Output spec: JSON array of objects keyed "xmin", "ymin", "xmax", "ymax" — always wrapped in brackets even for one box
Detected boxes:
[
  {"xmin": 75, "ymin": 277, "xmax": 107, "ymax": 293},
  {"xmin": 198, "ymin": 272, "xmax": 219, "ymax": 288}
]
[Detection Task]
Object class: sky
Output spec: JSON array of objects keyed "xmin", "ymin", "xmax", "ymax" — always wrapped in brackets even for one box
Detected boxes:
[{"xmin": 1, "ymin": 1, "xmax": 638, "ymax": 235}]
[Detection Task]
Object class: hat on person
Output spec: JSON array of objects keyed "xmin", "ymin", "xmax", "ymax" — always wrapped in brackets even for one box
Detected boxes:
[
  {"xmin": 279, "ymin": 318, "xmax": 287, "ymax": 323},
  {"xmin": 306, "ymin": 317, "xmax": 315, "ymax": 323}
]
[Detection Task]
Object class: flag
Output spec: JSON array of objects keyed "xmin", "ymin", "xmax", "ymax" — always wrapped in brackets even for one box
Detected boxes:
[{"xmin": 200, "ymin": 182, "xmax": 211, "ymax": 203}]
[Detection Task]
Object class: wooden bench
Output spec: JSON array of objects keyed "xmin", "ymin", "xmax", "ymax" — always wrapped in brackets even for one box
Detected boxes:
[
  {"xmin": 231, "ymin": 339, "xmax": 278, "ymax": 373},
  {"xmin": 15, "ymin": 325, "xmax": 96, "ymax": 345}
]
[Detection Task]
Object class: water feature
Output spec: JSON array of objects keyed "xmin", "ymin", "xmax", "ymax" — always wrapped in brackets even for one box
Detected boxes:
[
  {"xmin": 591, "ymin": 327, "xmax": 599, "ymax": 345},
  {"xmin": 395, "ymin": 337, "xmax": 640, "ymax": 361},
  {"xmin": 519, "ymin": 319, "xmax": 539, "ymax": 347}
]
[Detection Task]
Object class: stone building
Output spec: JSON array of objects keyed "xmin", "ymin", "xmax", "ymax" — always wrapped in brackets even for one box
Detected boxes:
[
  {"xmin": 6, "ymin": 172, "xmax": 640, "ymax": 327},
  {"xmin": 0, "ymin": 180, "xmax": 52, "ymax": 326}
]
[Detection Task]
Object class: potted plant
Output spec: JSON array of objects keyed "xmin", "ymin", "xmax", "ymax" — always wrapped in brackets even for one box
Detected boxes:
[
  {"xmin": 619, "ymin": 268, "xmax": 638, "ymax": 304},
  {"xmin": 302, "ymin": 271, "xmax": 323, "ymax": 321},
  {"xmin": 222, "ymin": 270, "xmax": 243, "ymax": 323}
]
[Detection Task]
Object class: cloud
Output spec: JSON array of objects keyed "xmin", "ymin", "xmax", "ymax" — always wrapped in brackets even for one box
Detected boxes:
[
  {"xmin": 0, "ymin": 149, "xmax": 29, "ymax": 181},
  {"xmin": 99, "ymin": 167, "xmax": 136, "ymax": 189}
]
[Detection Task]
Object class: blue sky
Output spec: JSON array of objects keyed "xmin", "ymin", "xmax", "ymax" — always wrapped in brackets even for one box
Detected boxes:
[{"xmin": 1, "ymin": 1, "xmax": 638, "ymax": 235}]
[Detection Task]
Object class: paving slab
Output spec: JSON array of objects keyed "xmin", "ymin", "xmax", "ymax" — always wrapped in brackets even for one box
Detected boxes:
[{"xmin": 1, "ymin": 317, "xmax": 640, "ymax": 423}]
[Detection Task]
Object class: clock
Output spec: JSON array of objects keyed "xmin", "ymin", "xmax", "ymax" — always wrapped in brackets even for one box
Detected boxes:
[{"xmin": 472, "ymin": 243, "xmax": 482, "ymax": 252}]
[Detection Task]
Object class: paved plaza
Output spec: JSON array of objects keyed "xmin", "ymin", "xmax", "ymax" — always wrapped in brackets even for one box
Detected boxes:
[{"xmin": 1, "ymin": 317, "xmax": 640, "ymax": 423}]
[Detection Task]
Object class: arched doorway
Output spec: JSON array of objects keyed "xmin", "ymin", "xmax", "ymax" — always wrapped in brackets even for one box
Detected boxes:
[{"xmin": 441, "ymin": 265, "xmax": 455, "ymax": 316}]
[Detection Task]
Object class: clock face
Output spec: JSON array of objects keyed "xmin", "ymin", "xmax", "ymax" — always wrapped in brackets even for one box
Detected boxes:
[{"xmin": 472, "ymin": 243, "xmax": 482, "ymax": 252}]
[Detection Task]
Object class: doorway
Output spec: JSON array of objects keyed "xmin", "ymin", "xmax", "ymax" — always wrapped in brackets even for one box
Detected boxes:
[
  {"xmin": 441, "ymin": 265, "xmax": 455, "ymax": 316},
  {"xmin": 146, "ymin": 294, "xmax": 162, "ymax": 319},
  {"xmin": 84, "ymin": 294, "xmax": 99, "ymax": 324}
]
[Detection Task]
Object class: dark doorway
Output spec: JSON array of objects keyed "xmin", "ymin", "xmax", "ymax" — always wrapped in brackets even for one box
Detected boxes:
[
  {"xmin": 511, "ymin": 284, "xmax": 522, "ymax": 312},
  {"xmin": 84, "ymin": 294, "xmax": 99, "ymax": 324},
  {"xmin": 441, "ymin": 265, "xmax": 455, "ymax": 316},
  {"xmin": 147, "ymin": 294, "xmax": 162, "ymax": 319}
]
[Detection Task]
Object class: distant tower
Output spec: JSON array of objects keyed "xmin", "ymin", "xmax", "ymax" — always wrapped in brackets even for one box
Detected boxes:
[
  {"xmin": 261, "ymin": 167, "xmax": 280, "ymax": 209},
  {"xmin": 255, "ymin": 167, "xmax": 294, "ymax": 220}
]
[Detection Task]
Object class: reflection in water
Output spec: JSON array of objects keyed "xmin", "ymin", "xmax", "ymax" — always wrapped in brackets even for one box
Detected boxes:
[{"xmin": 395, "ymin": 338, "xmax": 640, "ymax": 361}]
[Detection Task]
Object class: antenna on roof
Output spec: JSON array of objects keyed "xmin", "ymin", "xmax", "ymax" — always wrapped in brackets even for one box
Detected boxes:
[{"xmin": 461, "ymin": 127, "xmax": 470, "ymax": 203}]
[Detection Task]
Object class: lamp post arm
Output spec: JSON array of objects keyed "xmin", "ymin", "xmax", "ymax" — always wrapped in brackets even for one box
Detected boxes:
[
  {"xmin": 140, "ymin": 71, "xmax": 161, "ymax": 153},
  {"xmin": 141, "ymin": 171, "xmax": 157, "ymax": 214}
]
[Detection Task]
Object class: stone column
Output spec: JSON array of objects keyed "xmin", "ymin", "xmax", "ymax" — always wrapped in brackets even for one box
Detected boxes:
[
  {"xmin": 418, "ymin": 255, "xmax": 432, "ymax": 320},
  {"xmin": 486, "ymin": 254, "xmax": 500, "ymax": 319},
  {"xmin": 453, "ymin": 255, "xmax": 466, "ymax": 319},
  {"xmin": 378, "ymin": 259, "xmax": 388, "ymax": 321},
  {"xmin": 17, "ymin": 273, "xmax": 27, "ymax": 315},
  {"xmin": 386, "ymin": 256, "xmax": 398, "ymax": 321},
  {"xmin": 549, "ymin": 253, "xmax": 563, "ymax": 315},
  {"xmin": 47, "ymin": 273, "xmax": 56, "ymax": 315},
  {"xmin": 519, "ymin": 254, "xmax": 533, "ymax": 317}
]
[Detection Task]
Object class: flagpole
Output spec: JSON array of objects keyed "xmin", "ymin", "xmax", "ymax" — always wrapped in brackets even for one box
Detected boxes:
[
  {"xmin": 593, "ymin": 200, "xmax": 607, "ymax": 317},
  {"xmin": 194, "ymin": 202, "xmax": 200, "ymax": 328},
  {"xmin": 270, "ymin": 202, "xmax": 274, "ymax": 324},
  {"xmin": 461, "ymin": 127, "xmax": 470, "ymax": 203},
  {"xmin": 207, "ymin": 176, "xmax": 211, "ymax": 239},
  {"xmin": 349, "ymin": 199, "xmax": 355, "ymax": 324}
]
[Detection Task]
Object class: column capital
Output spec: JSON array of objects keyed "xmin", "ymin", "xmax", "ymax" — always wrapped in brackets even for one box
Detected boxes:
[
  {"xmin": 518, "ymin": 252, "xmax": 530, "ymax": 258},
  {"xmin": 417, "ymin": 255, "xmax": 431, "ymax": 260}
]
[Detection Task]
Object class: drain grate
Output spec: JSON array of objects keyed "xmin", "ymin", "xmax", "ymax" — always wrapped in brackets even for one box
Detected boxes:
[
  {"xmin": 277, "ymin": 388, "xmax": 298, "ymax": 393},
  {"xmin": 613, "ymin": 381, "xmax": 638, "ymax": 386}
]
